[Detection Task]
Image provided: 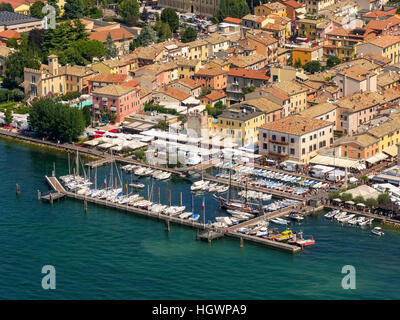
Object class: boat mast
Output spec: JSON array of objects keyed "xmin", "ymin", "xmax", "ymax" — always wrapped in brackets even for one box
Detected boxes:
[
  {"xmin": 227, "ymin": 167, "xmax": 231, "ymax": 202},
  {"xmin": 68, "ymin": 153, "xmax": 71, "ymax": 175},
  {"xmin": 76, "ymin": 149, "xmax": 79, "ymax": 177}
]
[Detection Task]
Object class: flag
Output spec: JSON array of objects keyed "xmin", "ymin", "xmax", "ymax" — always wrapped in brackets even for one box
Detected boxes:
[
  {"xmin": 168, "ymin": 189, "xmax": 171, "ymax": 203},
  {"xmin": 125, "ymin": 184, "xmax": 128, "ymax": 193},
  {"xmin": 104, "ymin": 178, "xmax": 107, "ymax": 188},
  {"xmin": 201, "ymin": 198, "xmax": 205, "ymax": 211}
]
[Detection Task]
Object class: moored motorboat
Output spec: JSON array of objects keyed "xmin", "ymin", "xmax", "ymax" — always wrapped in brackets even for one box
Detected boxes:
[{"xmin": 371, "ymin": 226, "xmax": 384, "ymax": 236}]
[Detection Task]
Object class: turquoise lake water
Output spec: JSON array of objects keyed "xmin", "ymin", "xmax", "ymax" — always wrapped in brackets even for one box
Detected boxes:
[{"xmin": 0, "ymin": 138, "xmax": 399, "ymax": 300}]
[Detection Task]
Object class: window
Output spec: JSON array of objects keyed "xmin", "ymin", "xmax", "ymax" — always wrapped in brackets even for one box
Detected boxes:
[
  {"xmin": 272, "ymin": 135, "xmax": 276, "ymax": 140},
  {"xmin": 290, "ymin": 148, "xmax": 295, "ymax": 155},
  {"xmin": 302, "ymin": 148, "xmax": 305, "ymax": 155},
  {"xmin": 290, "ymin": 138, "xmax": 294, "ymax": 143},
  {"xmin": 263, "ymin": 143, "xmax": 267, "ymax": 149}
]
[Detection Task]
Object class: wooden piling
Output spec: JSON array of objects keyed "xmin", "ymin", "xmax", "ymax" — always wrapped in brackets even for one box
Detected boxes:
[
  {"xmin": 84, "ymin": 199, "xmax": 88, "ymax": 212},
  {"xmin": 165, "ymin": 219, "xmax": 170, "ymax": 232},
  {"xmin": 16, "ymin": 184, "xmax": 20, "ymax": 196},
  {"xmin": 37, "ymin": 190, "xmax": 41, "ymax": 201},
  {"xmin": 49, "ymin": 193, "xmax": 53, "ymax": 205},
  {"xmin": 240, "ymin": 237, "xmax": 244, "ymax": 248}
]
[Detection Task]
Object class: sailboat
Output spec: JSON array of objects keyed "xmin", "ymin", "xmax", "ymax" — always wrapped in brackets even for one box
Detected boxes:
[{"xmin": 216, "ymin": 170, "xmax": 263, "ymax": 216}]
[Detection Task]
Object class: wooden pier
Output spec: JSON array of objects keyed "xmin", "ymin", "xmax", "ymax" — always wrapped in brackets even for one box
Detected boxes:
[
  {"xmin": 41, "ymin": 192, "xmax": 65, "ymax": 202},
  {"xmin": 85, "ymin": 157, "xmax": 114, "ymax": 168},
  {"xmin": 203, "ymin": 174, "xmax": 305, "ymax": 201},
  {"xmin": 197, "ymin": 230, "xmax": 224, "ymax": 243},
  {"xmin": 44, "ymin": 176, "xmax": 303, "ymax": 253}
]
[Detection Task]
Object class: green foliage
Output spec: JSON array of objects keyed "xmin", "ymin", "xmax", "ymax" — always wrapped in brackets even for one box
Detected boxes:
[
  {"xmin": 365, "ymin": 197, "xmax": 378, "ymax": 209},
  {"xmin": 294, "ymin": 59, "xmax": 302, "ymax": 68},
  {"xmin": 378, "ymin": 193, "xmax": 390, "ymax": 205},
  {"xmin": 154, "ymin": 21, "xmax": 172, "ymax": 42},
  {"xmin": 29, "ymin": 1, "xmax": 45, "ymax": 18},
  {"xmin": 137, "ymin": 25, "xmax": 157, "ymax": 46},
  {"xmin": 118, "ymin": 0, "xmax": 140, "ymax": 26},
  {"xmin": 327, "ymin": 55, "xmax": 341, "ymax": 69},
  {"xmin": 6, "ymin": 38, "xmax": 18, "ymax": 49},
  {"xmin": 328, "ymin": 190, "xmax": 341, "ymax": 200},
  {"xmin": 5, "ymin": 48, "xmax": 41, "ymax": 87},
  {"xmin": 144, "ymin": 102, "xmax": 179, "ymax": 115},
  {"xmin": 157, "ymin": 120, "xmax": 169, "ymax": 131},
  {"xmin": 28, "ymin": 98, "xmax": 86, "ymax": 143},
  {"xmin": 129, "ymin": 39, "xmax": 140, "ymax": 51},
  {"xmin": 0, "ymin": 2, "xmax": 13, "ymax": 11},
  {"xmin": 206, "ymin": 101, "xmax": 227, "ymax": 118},
  {"xmin": 199, "ymin": 87, "xmax": 212, "ymax": 98},
  {"xmin": 161, "ymin": 8, "xmax": 179, "ymax": 33},
  {"xmin": 64, "ymin": 0, "xmax": 85, "ymax": 19},
  {"xmin": 216, "ymin": 0, "xmax": 250, "ymax": 21},
  {"xmin": 57, "ymin": 39, "xmax": 106, "ymax": 65},
  {"xmin": 82, "ymin": 105, "xmax": 91, "ymax": 127},
  {"xmin": 133, "ymin": 149, "xmax": 146, "ymax": 161},
  {"xmin": 180, "ymin": 27, "xmax": 197, "ymax": 43},
  {"xmin": 56, "ymin": 91, "xmax": 81, "ymax": 101},
  {"xmin": 105, "ymin": 32, "xmax": 117, "ymax": 59},
  {"xmin": 340, "ymin": 192, "xmax": 353, "ymax": 202},
  {"xmin": 303, "ymin": 61, "xmax": 322, "ymax": 74},
  {"xmin": 242, "ymin": 85, "xmax": 256, "ymax": 95},
  {"xmin": 353, "ymin": 196, "xmax": 365, "ymax": 204},
  {"xmin": 361, "ymin": 175, "xmax": 369, "ymax": 183},
  {"xmin": 141, "ymin": 7, "xmax": 149, "ymax": 22},
  {"xmin": 87, "ymin": 6, "xmax": 103, "ymax": 18},
  {"xmin": 4, "ymin": 107, "xmax": 13, "ymax": 125}
]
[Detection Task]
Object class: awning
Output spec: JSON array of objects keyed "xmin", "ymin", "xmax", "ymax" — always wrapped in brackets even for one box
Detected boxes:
[
  {"xmin": 345, "ymin": 200, "xmax": 355, "ymax": 205},
  {"xmin": 366, "ymin": 153, "xmax": 387, "ymax": 164},
  {"xmin": 383, "ymin": 145, "xmax": 398, "ymax": 157},
  {"xmin": 357, "ymin": 203, "xmax": 366, "ymax": 207},
  {"xmin": 333, "ymin": 198, "xmax": 342, "ymax": 202},
  {"xmin": 310, "ymin": 154, "xmax": 362, "ymax": 169}
]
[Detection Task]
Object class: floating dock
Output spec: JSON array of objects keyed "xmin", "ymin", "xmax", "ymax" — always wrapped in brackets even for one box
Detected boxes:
[{"xmin": 44, "ymin": 176, "xmax": 303, "ymax": 253}]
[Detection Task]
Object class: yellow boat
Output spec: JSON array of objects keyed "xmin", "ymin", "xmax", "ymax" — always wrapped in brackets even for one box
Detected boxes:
[{"xmin": 275, "ymin": 230, "xmax": 293, "ymax": 242}]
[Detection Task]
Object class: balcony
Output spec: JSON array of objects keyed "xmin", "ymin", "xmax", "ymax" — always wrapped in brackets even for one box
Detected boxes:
[
  {"xmin": 269, "ymin": 139, "xmax": 288, "ymax": 145},
  {"xmin": 110, "ymin": 107, "xmax": 117, "ymax": 112}
]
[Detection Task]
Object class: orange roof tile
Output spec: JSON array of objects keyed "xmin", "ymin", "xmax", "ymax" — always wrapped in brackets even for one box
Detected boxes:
[
  {"xmin": 363, "ymin": 8, "xmax": 397, "ymax": 18},
  {"xmin": 204, "ymin": 90, "xmax": 226, "ymax": 101},
  {"xmin": 0, "ymin": 30, "xmax": 21, "ymax": 39},
  {"xmin": 195, "ymin": 67, "xmax": 227, "ymax": 77},
  {"xmin": 223, "ymin": 17, "xmax": 243, "ymax": 24},
  {"xmin": 88, "ymin": 74, "xmax": 128, "ymax": 83},
  {"xmin": 162, "ymin": 87, "xmax": 191, "ymax": 101},
  {"xmin": 260, "ymin": 115, "xmax": 332, "ymax": 135},
  {"xmin": 89, "ymin": 28, "xmax": 134, "ymax": 43},
  {"xmin": 178, "ymin": 78, "xmax": 202, "ymax": 89},
  {"xmin": 228, "ymin": 68, "xmax": 269, "ymax": 80},
  {"xmin": 363, "ymin": 35, "xmax": 400, "ymax": 48}
]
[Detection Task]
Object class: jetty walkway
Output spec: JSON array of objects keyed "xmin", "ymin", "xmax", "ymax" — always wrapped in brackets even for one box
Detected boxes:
[{"xmin": 44, "ymin": 176, "xmax": 303, "ymax": 253}]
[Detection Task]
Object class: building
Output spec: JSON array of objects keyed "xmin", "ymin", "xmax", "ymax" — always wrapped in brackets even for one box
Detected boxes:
[
  {"xmin": 226, "ymin": 68, "xmax": 269, "ymax": 103},
  {"xmin": 367, "ymin": 116, "xmax": 400, "ymax": 155},
  {"xmin": 227, "ymin": 53, "xmax": 268, "ymax": 70},
  {"xmin": 270, "ymin": 65, "xmax": 307, "ymax": 82},
  {"xmin": 245, "ymin": 30, "xmax": 278, "ymax": 64},
  {"xmin": 377, "ymin": 71, "xmax": 400, "ymax": 90},
  {"xmin": 193, "ymin": 67, "xmax": 227, "ymax": 90},
  {"xmin": 187, "ymin": 39, "xmax": 209, "ymax": 61},
  {"xmin": 200, "ymin": 90, "xmax": 227, "ymax": 107},
  {"xmin": 292, "ymin": 46, "xmax": 323, "ymax": 66},
  {"xmin": 87, "ymin": 74, "xmax": 129, "ymax": 93},
  {"xmin": 335, "ymin": 91, "xmax": 385, "ymax": 135},
  {"xmin": 258, "ymin": 115, "xmax": 334, "ymax": 162},
  {"xmin": 246, "ymin": 86, "xmax": 291, "ymax": 117},
  {"xmin": 204, "ymin": 34, "xmax": 230, "ymax": 57},
  {"xmin": 0, "ymin": 46, "xmax": 12, "ymax": 77},
  {"xmin": 153, "ymin": 87, "xmax": 194, "ymax": 105},
  {"xmin": 92, "ymin": 84, "xmax": 141, "ymax": 123},
  {"xmin": 169, "ymin": 78, "xmax": 202, "ymax": 98},
  {"xmin": 299, "ymin": 102, "xmax": 337, "ymax": 130},
  {"xmin": 297, "ymin": 18, "xmax": 334, "ymax": 39},
  {"xmin": 233, "ymin": 98, "xmax": 283, "ymax": 124},
  {"xmin": 272, "ymin": 80, "xmax": 308, "ymax": 114},
  {"xmin": 89, "ymin": 28, "xmax": 135, "ymax": 56},
  {"xmin": 23, "ymin": 55, "xmax": 97, "ymax": 97},
  {"xmin": 278, "ymin": 0, "xmax": 306, "ymax": 20},
  {"xmin": 0, "ymin": 11, "xmax": 43, "ymax": 32},
  {"xmin": 357, "ymin": 35, "xmax": 400, "ymax": 64},
  {"xmin": 255, "ymin": 2, "xmax": 287, "ymax": 17},
  {"xmin": 334, "ymin": 133, "xmax": 379, "ymax": 159},
  {"xmin": 333, "ymin": 65, "xmax": 377, "ymax": 97},
  {"xmin": 297, "ymin": 0, "xmax": 335, "ymax": 14},
  {"xmin": 176, "ymin": 58, "xmax": 201, "ymax": 79},
  {"xmin": 208, "ymin": 105, "xmax": 265, "ymax": 147},
  {"xmin": 241, "ymin": 15, "xmax": 267, "ymax": 29},
  {"xmin": 158, "ymin": 0, "xmax": 220, "ymax": 17}
]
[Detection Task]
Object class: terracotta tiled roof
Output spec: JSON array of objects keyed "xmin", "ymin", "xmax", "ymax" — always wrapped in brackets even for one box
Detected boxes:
[
  {"xmin": 335, "ymin": 133, "xmax": 378, "ymax": 147},
  {"xmin": 235, "ymin": 97, "xmax": 282, "ymax": 114},
  {"xmin": 88, "ymin": 74, "xmax": 128, "ymax": 83},
  {"xmin": 260, "ymin": 115, "xmax": 332, "ymax": 135},
  {"xmin": 204, "ymin": 90, "xmax": 226, "ymax": 101},
  {"xmin": 178, "ymin": 78, "xmax": 202, "ymax": 89},
  {"xmin": 162, "ymin": 87, "xmax": 191, "ymax": 101},
  {"xmin": 228, "ymin": 68, "xmax": 269, "ymax": 80},
  {"xmin": 228, "ymin": 53, "xmax": 267, "ymax": 68},
  {"xmin": 92, "ymin": 84, "xmax": 135, "ymax": 96},
  {"xmin": 123, "ymin": 79, "xmax": 140, "ymax": 88},
  {"xmin": 283, "ymin": 0, "xmax": 302, "ymax": 8},
  {"xmin": 263, "ymin": 87, "xmax": 290, "ymax": 101},
  {"xmin": 195, "ymin": 67, "xmax": 227, "ymax": 77},
  {"xmin": 89, "ymin": 28, "xmax": 134, "ymax": 43},
  {"xmin": 0, "ymin": 30, "xmax": 20, "ymax": 39},
  {"xmin": 299, "ymin": 102, "xmax": 337, "ymax": 118},
  {"xmin": 362, "ymin": 35, "xmax": 400, "ymax": 48},
  {"xmin": 363, "ymin": 8, "xmax": 396, "ymax": 18},
  {"xmin": 223, "ymin": 17, "xmax": 243, "ymax": 24},
  {"xmin": 336, "ymin": 91, "xmax": 386, "ymax": 112},
  {"xmin": 337, "ymin": 65, "xmax": 376, "ymax": 81}
]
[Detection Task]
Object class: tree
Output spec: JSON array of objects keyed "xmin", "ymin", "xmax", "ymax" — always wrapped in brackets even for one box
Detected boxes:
[
  {"xmin": 242, "ymin": 85, "xmax": 256, "ymax": 95},
  {"xmin": 157, "ymin": 120, "xmax": 169, "ymax": 131},
  {"xmin": 361, "ymin": 175, "xmax": 369, "ymax": 184},
  {"xmin": 216, "ymin": 0, "xmax": 250, "ymax": 21},
  {"xmin": 64, "ymin": 0, "xmax": 85, "ymax": 19},
  {"xmin": 105, "ymin": 32, "xmax": 117, "ymax": 59},
  {"xmin": 340, "ymin": 193, "xmax": 353, "ymax": 202},
  {"xmin": 5, "ymin": 49, "xmax": 41, "ymax": 88},
  {"xmin": 365, "ymin": 198, "xmax": 378, "ymax": 209},
  {"xmin": 154, "ymin": 21, "xmax": 172, "ymax": 42},
  {"xmin": 28, "ymin": 98, "xmax": 86, "ymax": 143},
  {"xmin": 303, "ymin": 61, "xmax": 322, "ymax": 74},
  {"xmin": 329, "ymin": 190, "xmax": 341, "ymax": 200},
  {"xmin": 354, "ymin": 196, "xmax": 365, "ymax": 204},
  {"xmin": 327, "ymin": 55, "xmax": 341, "ymax": 69},
  {"xmin": 29, "ymin": 1, "xmax": 45, "ymax": 18},
  {"xmin": 6, "ymin": 38, "xmax": 19, "ymax": 49},
  {"xmin": 0, "ymin": 2, "xmax": 13, "ymax": 11},
  {"xmin": 82, "ymin": 105, "xmax": 91, "ymax": 127},
  {"xmin": 161, "ymin": 8, "xmax": 179, "ymax": 33},
  {"xmin": 141, "ymin": 7, "xmax": 149, "ymax": 22},
  {"xmin": 4, "ymin": 107, "xmax": 13, "ymax": 126},
  {"xmin": 118, "ymin": 0, "xmax": 140, "ymax": 26},
  {"xmin": 378, "ymin": 193, "xmax": 390, "ymax": 205},
  {"xmin": 180, "ymin": 27, "xmax": 197, "ymax": 43},
  {"xmin": 137, "ymin": 25, "xmax": 157, "ymax": 46}
]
